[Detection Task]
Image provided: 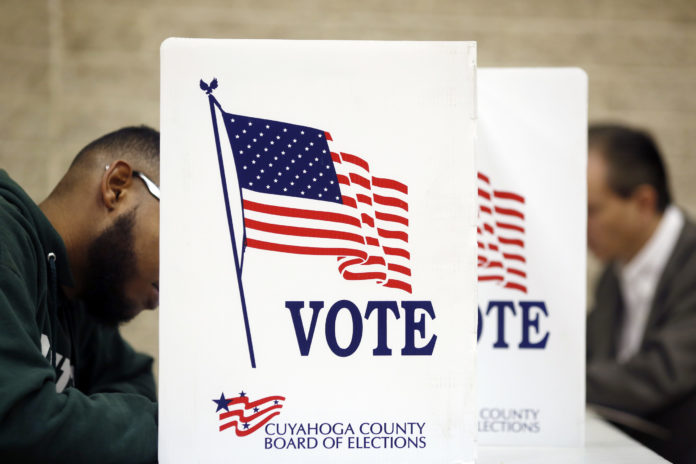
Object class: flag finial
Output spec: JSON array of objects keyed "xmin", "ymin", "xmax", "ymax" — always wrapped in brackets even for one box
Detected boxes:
[{"xmin": 200, "ymin": 78, "xmax": 218, "ymax": 95}]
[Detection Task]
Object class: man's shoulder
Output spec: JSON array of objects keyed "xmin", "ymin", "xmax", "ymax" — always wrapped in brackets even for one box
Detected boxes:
[
  {"xmin": 651, "ymin": 216, "xmax": 696, "ymax": 315},
  {"xmin": 666, "ymin": 216, "xmax": 696, "ymax": 272},
  {"xmin": 678, "ymin": 216, "xmax": 696, "ymax": 247}
]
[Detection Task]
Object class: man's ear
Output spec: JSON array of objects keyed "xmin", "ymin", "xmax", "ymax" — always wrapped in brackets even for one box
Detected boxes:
[
  {"xmin": 101, "ymin": 161, "xmax": 134, "ymax": 211},
  {"xmin": 632, "ymin": 184, "xmax": 659, "ymax": 216}
]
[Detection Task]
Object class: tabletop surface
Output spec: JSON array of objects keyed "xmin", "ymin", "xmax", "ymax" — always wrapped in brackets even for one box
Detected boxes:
[{"xmin": 477, "ymin": 411, "xmax": 669, "ymax": 463}]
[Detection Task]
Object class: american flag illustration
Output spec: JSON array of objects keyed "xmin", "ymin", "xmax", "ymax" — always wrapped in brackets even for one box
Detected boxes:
[
  {"xmin": 477, "ymin": 172, "xmax": 527, "ymax": 293},
  {"xmin": 220, "ymin": 111, "xmax": 412, "ymax": 293},
  {"xmin": 204, "ymin": 81, "xmax": 412, "ymax": 368},
  {"xmin": 213, "ymin": 391, "xmax": 285, "ymax": 436}
]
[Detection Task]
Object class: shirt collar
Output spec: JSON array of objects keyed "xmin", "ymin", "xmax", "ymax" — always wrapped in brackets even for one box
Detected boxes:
[{"xmin": 620, "ymin": 205, "xmax": 684, "ymax": 286}]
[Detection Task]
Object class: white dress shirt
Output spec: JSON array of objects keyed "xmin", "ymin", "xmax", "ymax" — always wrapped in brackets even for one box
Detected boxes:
[{"xmin": 616, "ymin": 205, "xmax": 684, "ymax": 363}]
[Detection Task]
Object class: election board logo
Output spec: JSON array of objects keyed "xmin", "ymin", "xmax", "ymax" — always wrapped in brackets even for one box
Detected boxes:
[
  {"xmin": 202, "ymin": 79, "xmax": 411, "ymax": 368},
  {"xmin": 212, "ymin": 391, "xmax": 286, "ymax": 436},
  {"xmin": 477, "ymin": 172, "xmax": 527, "ymax": 293}
]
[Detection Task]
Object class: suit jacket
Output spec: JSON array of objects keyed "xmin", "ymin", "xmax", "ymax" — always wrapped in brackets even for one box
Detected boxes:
[{"xmin": 587, "ymin": 218, "xmax": 696, "ymax": 462}]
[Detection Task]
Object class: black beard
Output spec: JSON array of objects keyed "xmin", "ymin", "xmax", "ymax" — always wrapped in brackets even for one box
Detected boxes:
[{"xmin": 81, "ymin": 209, "xmax": 138, "ymax": 326}]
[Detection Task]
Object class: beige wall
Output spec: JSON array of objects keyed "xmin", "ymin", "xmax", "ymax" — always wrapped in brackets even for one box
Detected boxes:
[{"xmin": 2, "ymin": 0, "xmax": 695, "ymax": 382}]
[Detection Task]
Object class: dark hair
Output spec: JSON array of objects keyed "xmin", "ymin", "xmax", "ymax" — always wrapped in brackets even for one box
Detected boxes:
[
  {"xmin": 588, "ymin": 123, "xmax": 671, "ymax": 212},
  {"xmin": 71, "ymin": 125, "xmax": 160, "ymax": 170}
]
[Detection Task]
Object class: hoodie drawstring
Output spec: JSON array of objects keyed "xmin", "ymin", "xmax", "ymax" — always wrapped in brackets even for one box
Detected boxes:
[{"xmin": 47, "ymin": 252, "xmax": 57, "ymax": 370}]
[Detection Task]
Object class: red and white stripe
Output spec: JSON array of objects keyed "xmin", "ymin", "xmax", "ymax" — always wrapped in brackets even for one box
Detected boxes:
[
  {"xmin": 241, "ymin": 132, "xmax": 412, "ymax": 293},
  {"xmin": 477, "ymin": 172, "xmax": 527, "ymax": 293}
]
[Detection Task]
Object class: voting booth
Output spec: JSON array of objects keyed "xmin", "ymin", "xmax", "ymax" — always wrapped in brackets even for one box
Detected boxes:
[
  {"xmin": 476, "ymin": 68, "xmax": 587, "ymax": 446},
  {"xmin": 160, "ymin": 39, "xmax": 588, "ymax": 462},
  {"xmin": 160, "ymin": 39, "xmax": 478, "ymax": 463}
]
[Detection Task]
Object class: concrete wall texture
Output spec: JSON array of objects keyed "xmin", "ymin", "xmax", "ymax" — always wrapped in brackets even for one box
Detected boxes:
[{"xmin": 2, "ymin": 0, "xmax": 695, "ymax": 382}]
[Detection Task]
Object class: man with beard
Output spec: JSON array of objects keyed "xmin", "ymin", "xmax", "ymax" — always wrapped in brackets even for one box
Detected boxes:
[{"xmin": 0, "ymin": 126, "xmax": 159, "ymax": 463}]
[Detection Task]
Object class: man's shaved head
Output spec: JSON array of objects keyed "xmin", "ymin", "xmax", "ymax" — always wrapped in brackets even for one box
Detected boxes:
[
  {"xmin": 71, "ymin": 126, "xmax": 159, "ymax": 171},
  {"xmin": 53, "ymin": 126, "xmax": 160, "ymax": 198}
]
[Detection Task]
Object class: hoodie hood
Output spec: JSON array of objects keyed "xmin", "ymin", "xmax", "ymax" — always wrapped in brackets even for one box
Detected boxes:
[{"xmin": 0, "ymin": 170, "xmax": 74, "ymax": 288}]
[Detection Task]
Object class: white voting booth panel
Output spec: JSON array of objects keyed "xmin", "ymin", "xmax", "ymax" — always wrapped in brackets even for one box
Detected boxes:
[
  {"xmin": 160, "ymin": 39, "xmax": 478, "ymax": 463},
  {"xmin": 476, "ymin": 68, "xmax": 587, "ymax": 446}
]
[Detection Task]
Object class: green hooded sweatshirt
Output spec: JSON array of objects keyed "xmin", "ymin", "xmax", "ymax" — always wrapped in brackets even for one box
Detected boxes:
[{"xmin": 0, "ymin": 170, "xmax": 157, "ymax": 463}]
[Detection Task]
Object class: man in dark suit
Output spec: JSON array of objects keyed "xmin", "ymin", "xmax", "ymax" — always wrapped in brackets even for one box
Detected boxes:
[{"xmin": 586, "ymin": 124, "xmax": 696, "ymax": 463}]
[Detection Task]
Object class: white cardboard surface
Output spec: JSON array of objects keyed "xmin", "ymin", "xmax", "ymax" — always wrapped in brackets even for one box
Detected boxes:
[{"xmin": 160, "ymin": 39, "xmax": 478, "ymax": 463}]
